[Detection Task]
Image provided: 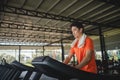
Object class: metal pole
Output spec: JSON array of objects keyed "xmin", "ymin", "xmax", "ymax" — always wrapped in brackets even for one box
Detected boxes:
[
  {"xmin": 99, "ymin": 26, "xmax": 104, "ymax": 60},
  {"xmin": 0, "ymin": 0, "xmax": 4, "ymax": 21},
  {"xmin": 72, "ymin": 55, "xmax": 76, "ymax": 66},
  {"xmin": 98, "ymin": 26, "xmax": 108, "ymax": 73},
  {"xmin": 19, "ymin": 45, "xmax": 21, "ymax": 62},
  {"xmin": 0, "ymin": 0, "xmax": 3, "ymax": 11},
  {"xmin": 43, "ymin": 46, "xmax": 44, "ymax": 56},
  {"xmin": 61, "ymin": 40, "xmax": 65, "ymax": 61}
]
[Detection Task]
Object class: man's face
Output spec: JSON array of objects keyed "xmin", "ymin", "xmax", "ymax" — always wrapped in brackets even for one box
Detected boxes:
[{"xmin": 71, "ymin": 26, "xmax": 82, "ymax": 39}]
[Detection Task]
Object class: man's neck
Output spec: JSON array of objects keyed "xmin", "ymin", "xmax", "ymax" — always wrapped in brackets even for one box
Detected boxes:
[{"xmin": 77, "ymin": 33, "xmax": 83, "ymax": 40}]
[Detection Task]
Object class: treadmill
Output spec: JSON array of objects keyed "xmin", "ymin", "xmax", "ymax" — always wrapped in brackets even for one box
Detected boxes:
[{"xmin": 32, "ymin": 56, "xmax": 101, "ymax": 80}]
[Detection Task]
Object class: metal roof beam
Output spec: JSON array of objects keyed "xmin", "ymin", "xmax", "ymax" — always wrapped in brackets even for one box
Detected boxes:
[
  {"xmin": 21, "ymin": 0, "xmax": 27, "ymax": 8},
  {"xmin": 2, "ymin": 5, "xmax": 99, "ymax": 25},
  {"xmin": 35, "ymin": 0, "xmax": 44, "ymax": 10},
  {"xmin": 46, "ymin": 0, "xmax": 61, "ymax": 12},
  {"xmin": 0, "ymin": 21, "xmax": 71, "ymax": 34},
  {"xmin": 1, "ymin": 6, "xmax": 119, "ymax": 30},
  {"xmin": 97, "ymin": 0, "xmax": 120, "ymax": 7},
  {"xmin": 1, "ymin": 6, "xmax": 119, "ymax": 27}
]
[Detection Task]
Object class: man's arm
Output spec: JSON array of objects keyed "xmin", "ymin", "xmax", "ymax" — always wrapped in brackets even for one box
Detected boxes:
[
  {"xmin": 63, "ymin": 52, "xmax": 74, "ymax": 64},
  {"xmin": 75, "ymin": 49, "xmax": 93, "ymax": 69}
]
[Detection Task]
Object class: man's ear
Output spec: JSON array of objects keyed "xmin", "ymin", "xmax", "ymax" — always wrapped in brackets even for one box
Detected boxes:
[{"xmin": 79, "ymin": 28, "xmax": 83, "ymax": 33}]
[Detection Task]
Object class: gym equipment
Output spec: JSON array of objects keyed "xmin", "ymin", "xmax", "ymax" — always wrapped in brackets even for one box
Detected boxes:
[
  {"xmin": 11, "ymin": 60, "xmax": 42, "ymax": 80},
  {"xmin": 32, "ymin": 56, "xmax": 100, "ymax": 80},
  {"xmin": 32, "ymin": 56, "xmax": 120, "ymax": 80}
]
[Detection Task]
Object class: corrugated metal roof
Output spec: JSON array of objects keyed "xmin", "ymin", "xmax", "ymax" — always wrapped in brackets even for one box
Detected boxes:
[{"xmin": 0, "ymin": 0, "xmax": 120, "ymax": 46}]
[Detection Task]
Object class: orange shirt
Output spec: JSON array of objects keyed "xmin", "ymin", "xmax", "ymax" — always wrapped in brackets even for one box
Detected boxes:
[{"xmin": 70, "ymin": 37, "xmax": 97, "ymax": 74}]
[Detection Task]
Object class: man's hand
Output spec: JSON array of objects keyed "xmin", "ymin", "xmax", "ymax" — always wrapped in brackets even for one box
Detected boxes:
[
  {"xmin": 74, "ymin": 65, "xmax": 80, "ymax": 69},
  {"xmin": 63, "ymin": 53, "xmax": 73, "ymax": 64}
]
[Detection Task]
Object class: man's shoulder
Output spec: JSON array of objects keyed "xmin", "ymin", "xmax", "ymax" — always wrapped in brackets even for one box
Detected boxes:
[{"xmin": 86, "ymin": 36, "xmax": 93, "ymax": 41}]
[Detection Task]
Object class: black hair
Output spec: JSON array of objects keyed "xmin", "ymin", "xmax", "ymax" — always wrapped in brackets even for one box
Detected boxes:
[
  {"xmin": 70, "ymin": 21, "xmax": 84, "ymax": 32},
  {"xmin": 70, "ymin": 22, "xmax": 83, "ymax": 29}
]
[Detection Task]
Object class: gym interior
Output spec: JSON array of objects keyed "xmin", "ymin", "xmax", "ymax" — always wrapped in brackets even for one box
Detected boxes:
[{"xmin": 0, "ymin": 0, "xmax": 120, "ymax": 80}]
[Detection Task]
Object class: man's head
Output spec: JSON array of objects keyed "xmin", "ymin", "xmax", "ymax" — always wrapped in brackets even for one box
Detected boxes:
[{"xmin": 70, "ymin": 22, "xmax": 84, "ymax": 39}]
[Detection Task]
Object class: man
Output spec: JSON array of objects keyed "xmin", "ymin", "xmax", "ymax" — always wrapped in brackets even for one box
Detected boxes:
[{"xmin": 63, "ymin": 22, "xmax": 97, "ymax": 74}]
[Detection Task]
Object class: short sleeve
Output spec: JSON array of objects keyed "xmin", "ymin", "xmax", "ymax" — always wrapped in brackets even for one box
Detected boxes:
[{"xmin": 85, "ymin": 37, "xmax": 94, "ymax": 50}]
